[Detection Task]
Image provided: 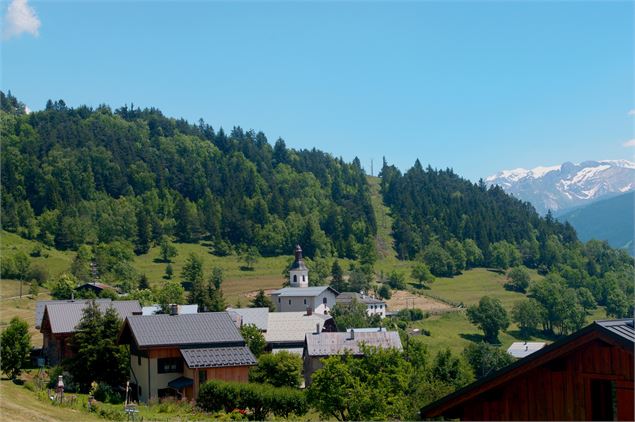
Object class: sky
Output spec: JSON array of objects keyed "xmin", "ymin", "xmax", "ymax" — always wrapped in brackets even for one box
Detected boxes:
[{"xmin": 1, "ymin": 0, "xmax": 633, "ymax": 181}]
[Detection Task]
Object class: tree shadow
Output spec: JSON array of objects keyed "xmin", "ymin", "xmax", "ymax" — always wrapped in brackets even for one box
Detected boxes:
[
  {"xmin": 459, "ymin": 333, "xmax": 485, "ymax": 343},
  {"xmin": 153, "ymin": 258, "xmax": 169, "ymax": 264},
  {"xmin": 486, "ymin": 268, "xmax": 506, "ymax": 275},
  {"xmin": 239, "ymin": 266, "xmax": 255, "ymax": 272}
]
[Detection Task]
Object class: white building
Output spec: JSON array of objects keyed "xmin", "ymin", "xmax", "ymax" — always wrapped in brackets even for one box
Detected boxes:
[
  {"xmin": 336, "ymin": 292, "xmax": 387, "ymax": 318},
  {"xmin": 507, "ymin": 341, "xmax": 546, "ymax": 358}
]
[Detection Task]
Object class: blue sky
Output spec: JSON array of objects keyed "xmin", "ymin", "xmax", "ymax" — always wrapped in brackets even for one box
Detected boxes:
[{"xmin": 2, "ymin": 0, "xmax": 633, "ymax": 180}]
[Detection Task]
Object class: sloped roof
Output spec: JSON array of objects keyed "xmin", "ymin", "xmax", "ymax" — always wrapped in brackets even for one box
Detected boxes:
[
  {"xmin": 421, "ymin": 319, "xmax": 635, "ymax": 418},
  {"xmin": 180, "ymin": 346, "xmax": 256, "ymax": 368},
  {"xmin": 271, "ymin": 286, "xmax": 338, "ymax": 297},
  {"xmin": 336, "ymin": 292, "xmax": 385, "ymax": 305},
  {"xmin": 226, "ymin": 307, "xmax": 269, "ymax": 331},
  {"xmin": 42, "ymin": 300, "xmax": 141, "ymax": 334},
  {"xmin": 265, "ymin": 312, "xmax": 333, "ymax": 343},
  {"xmin": 506, "ymin": 342, "xmax": 546, "ymax": 358},
  {"xmin": 305, "ymin": 331, "xmax": 403, "ymax": 356},
  {"xmin": 35, "ymin": 299, "xmax": 112, "ymax": 329},
  {"xmin": 121, "ymin": 312, "xmax": 244, "ymax": 348}
]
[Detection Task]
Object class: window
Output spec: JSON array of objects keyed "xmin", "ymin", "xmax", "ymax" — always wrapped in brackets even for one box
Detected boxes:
[
  {"xmin": 278, "ymin": 297, "xmax": 280, "ymax": 303},
  {"xmin": 289, "ymin": 299, "xmax": 291, "ymax": 305},
  {"xmin": 323, "ymin": 297, "xmax": 328, "ymax": 304},
  {"xmin": 293, "ymin": 275, "xmax": 297, "ymax": 283},
  {"xmin": 302, "ymin": 275, "xmax": 305, "ymax": 281},
  {"xmin": 304, "ymin": 299, "xmax": 307, "ymax": 305},
  {"xmin": 137, "ymin": 355, "xmax": 141, "ymax": 366},
  {"xmin": 199, "ymin": 370, "xmax": 207, "ymax": 385},
  {"xmin": 157, "ymin": 358, "xmax": 183, "ymax": 374}
]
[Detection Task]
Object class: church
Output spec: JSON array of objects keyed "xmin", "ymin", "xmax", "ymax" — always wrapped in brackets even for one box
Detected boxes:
[{"xmin": 270, "ymin": 245, "xmax": 339, "ymax": 313}]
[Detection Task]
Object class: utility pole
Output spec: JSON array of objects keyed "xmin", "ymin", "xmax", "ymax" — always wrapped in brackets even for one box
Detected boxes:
[{"xmin": 371, "ymin": 159, "xmax": 374, "ymax": 177}]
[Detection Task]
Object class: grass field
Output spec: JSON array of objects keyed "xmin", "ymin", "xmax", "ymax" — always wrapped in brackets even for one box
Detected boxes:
[{"xmin": 0, "ymin": 379, "xmax": 102, "ymax": 422}]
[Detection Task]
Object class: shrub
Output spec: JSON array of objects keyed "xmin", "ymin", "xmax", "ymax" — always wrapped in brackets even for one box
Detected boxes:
[
  {"xmin": 249, "ymin": 351, "xmax": 302, "ymax": 388},
  {"xmin": 198, "ymin": 380, "xmax": 307, "ymax": 419},
  {"xmin": 397, "ymin": 308, "xmax": 426, "ymax": 321},
  {"xmin": 47, "ymin": 367, "xmax": 79, "ymax": 393},
  {"xmin": 94, "ymin": 382, "xmax": 123, "ymax": 404},
  {"xmin": 28, "ymin": 265, "xmax": 50, "ymax": 285}
]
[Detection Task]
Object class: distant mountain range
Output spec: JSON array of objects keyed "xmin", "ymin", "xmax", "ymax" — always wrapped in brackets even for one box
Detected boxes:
[
  {"xmin": 558, "ymin": 191, "xmax": 634, "ymax": 256},
  {"xmin": 486, "ymin": 160, "xmax": 635, "ymax": 215}
]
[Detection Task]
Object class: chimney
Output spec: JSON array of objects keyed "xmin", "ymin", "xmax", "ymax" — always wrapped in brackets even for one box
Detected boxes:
[
  {"xmin": 170, "ymin": 304, "xmax": 178, "ymax": 316},
  {"xmin": 315, "ymin": 323, "xmax": 320, "ymax": 334},
  {"xmin": 350, "ymin": 329, "xmax": 355, "ymax": 340},
  {"xmin": 306, "ymin": 307, "xmax": 313, "ymax": 316}
]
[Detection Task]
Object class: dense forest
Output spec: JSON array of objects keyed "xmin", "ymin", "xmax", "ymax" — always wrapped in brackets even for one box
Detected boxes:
[
  {"xmin": 380, "ymin": 158, "xmax": 634, "ymax": 322},
  {"xmin": 0, "ymin": 91, "xmax": 376, "ymax": 259}
]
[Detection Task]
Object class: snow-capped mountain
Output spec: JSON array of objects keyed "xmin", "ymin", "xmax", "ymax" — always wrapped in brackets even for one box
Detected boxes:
[{"xmin": 486, "ymin": 160, "xmax": 635, "ymax": 214}]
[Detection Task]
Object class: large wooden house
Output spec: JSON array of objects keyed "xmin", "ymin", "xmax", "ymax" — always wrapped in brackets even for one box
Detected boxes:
[
  {"xmin": 118, "ymin": 311, "xmax": 256, "ymax": 403},
  {"xmin": 420, "ymin": 319, "xmax": 634, "ymax": 421},
  {"xmin": 39, "ymin": 300, "xmax": 141, "ymax": 365}
]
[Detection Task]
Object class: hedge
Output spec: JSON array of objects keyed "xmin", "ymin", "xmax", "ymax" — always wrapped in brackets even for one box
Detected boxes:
[{"xmin": 198, "ymin": 380, "xmax": 308, "ymax": 420}]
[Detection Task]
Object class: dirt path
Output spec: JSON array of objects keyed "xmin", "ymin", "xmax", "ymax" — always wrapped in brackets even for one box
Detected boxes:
[{"xmin": 386, "ymin": 290, "xmax": 455, "ymax": 313}]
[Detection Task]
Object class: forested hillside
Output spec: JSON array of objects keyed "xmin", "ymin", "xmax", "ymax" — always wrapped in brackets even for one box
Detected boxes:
[
  {"xmin": 0, "ymin": 92, "xmax": 376, "ymax": 259},
  {"xmin": 380, "ymin": 158, "xmax": 634, "ymax": 323}
]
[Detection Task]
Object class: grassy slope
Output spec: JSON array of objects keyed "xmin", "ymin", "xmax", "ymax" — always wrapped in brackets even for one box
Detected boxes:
[
  {"xmin": 413, "ymin": 268, "xmax": 607, "ymax": 354},
  {"xmin": 0, "ymin": 379, "xmax": 102, "ymax": 422}
]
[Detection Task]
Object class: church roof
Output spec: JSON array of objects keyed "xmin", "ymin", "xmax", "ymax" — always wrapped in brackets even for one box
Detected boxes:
[
  {"xmin": 290, "ymin": 244, "xmax": 308, "ymax": 271},
  {"xmin": 271, "ymin": 286, "xmax": 339, "ymax": 297}
]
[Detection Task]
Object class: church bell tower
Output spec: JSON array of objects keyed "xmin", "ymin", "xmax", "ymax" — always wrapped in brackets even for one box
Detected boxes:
[{"xmin": 289, "ymin": 245, "xmax": 309, "ymax": 288}]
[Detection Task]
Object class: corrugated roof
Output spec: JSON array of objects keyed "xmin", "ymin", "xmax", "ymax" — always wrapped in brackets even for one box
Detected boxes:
[
  {"xmin": 305, "ymin": 331, "xmax": 403, "ymax": 356},
  {"xmin": 43, "ymin": 300, "xmax": 141, "ymax": 334},
  {"xmin": 336, "ymin": 292, "xmax": 385, "ymax": 305},
  {"xmin": 595, "ymin": 318, "xmax": 635, "ymax": 344},
  {"xmin": 226, "ymin": 307, "xmax": 269, "ymax": 331},
  {"xmin": 125, "ymin": 312, "xmax": 244, "ymax": 348},
  {"xmin": 271, "ymin": 286, "xmax": 337, "ymax": 297},
  {"xmin": 506, "ymin": 342, "xmax": 546, "ymax": 358},
  {"xmin": 180, "ymin": 346, "xmax": 256, "ymax": 368},
  {"xmin": 35, "ymin": 299, "xmax": 112, "ymax": 329},
  {"xmin": 265, "ymin": 312, "xmax": 332, "ymax": 343}
]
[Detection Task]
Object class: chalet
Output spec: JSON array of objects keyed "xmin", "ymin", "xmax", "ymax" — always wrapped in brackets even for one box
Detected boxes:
[
  {"xmin": 420, "ymin": 319, "xmax": 634, "ymax": 421},
  {"xmin": 75, "ymin": 282, "xmax": 118, "ymax": 295},
  {"xmin": 39, "ymin": 300, "xmax": 141, "ymax": 366},
  {"xmin": 35, "ymin": 298, "xmax": 112, "ymax": 329},
  {"xmin": 118, "ymin": 311, "xmax": 256, "ymax": 403},
  {"xmin": 336, "ymin": 292, "xmax": 387, "ymax": 318},
  {"xmin": 303, "ymin": 329, "xmax": 403, "ymax": 386},
  {"xmin": 270, "ymin": 245, "xmax": 339, "ymax": 313}
]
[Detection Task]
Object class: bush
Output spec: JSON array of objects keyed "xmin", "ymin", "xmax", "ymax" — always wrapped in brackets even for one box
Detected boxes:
[
  {"xmin": 28, "ymin": 265, "xmax": 50, "ymax": 285},
  {"xmin": 397, "ymin": 308, "xmax": 426, "ymax": 321},
  {"xmin": 198, "ymin": 380, "xmax": 308, "ymax": 419},
  {"xmin": 47, "ymin": 366, "xmax": 79, "ymax": 393},
  {"xmin": 94, "ymin": 382, "xmax": 123, "ymax": 404},
  {"xmin": 377, "ymin": 284, "xmax": 392, "ymax": 300},
  {"xmin": 249, "ymin": 351, "xmax": 302, "ymax": 388},
  {"xmin": 30, "ymin": 244, "xmax": 43, "ymax": 257}
]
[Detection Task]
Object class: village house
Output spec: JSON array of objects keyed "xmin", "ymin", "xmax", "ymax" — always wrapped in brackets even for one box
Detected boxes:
[
  {"xmin": 118, "ymin": 309, "xmax": 256, "ymax": 403},
  {"xmin": 336, "ymin": 292, "xmax": 387, "ymax": 318},
  {"xmin": 75, "ymin": 281, "xmax": 118, "ymax": 296},
  {"xmin": 420, "ymin": 319, "xmax": 634, "ymax": 421},
  {"xmin": 303, "ymin": 329, "xmax": 403, "ymax": 386},
  {"xmin": 227, "ymin": 307, "xmax": 336, "ymax": 354},
  {"xmin": 39, "ymin": 299, "xmax": 141, "ymax": 366}
]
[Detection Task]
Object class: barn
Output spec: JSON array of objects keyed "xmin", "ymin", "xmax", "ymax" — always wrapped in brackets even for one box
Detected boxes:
[{"xmin": 420, "ymin": 319, "xmax": 634, "ymax": 421}]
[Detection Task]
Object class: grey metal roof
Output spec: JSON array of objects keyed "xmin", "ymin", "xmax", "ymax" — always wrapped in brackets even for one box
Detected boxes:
[
  {"xmin": 35, "ymin": 299, "xmax": 112, "ymax": 329},
  {"xmin": 506, "ymin": 342, "xmax": 546, "ymax": 358},
  {"xmin": 180, "ymin": 346, "xmax": 256, "ymax": 368},
  {"xmin": 271, "ymin": 286, "xmax": 337, "ymax": 297},
  {"xmin": 265, "ymin": 312, "xmax": 332, "ymax": 343},
  {"xmin": 125, "ymin": 312, "xmax": 244, "ymax": 348},
  {"xmin": 336, "ymin": 292, "xmax": 385, "ymax": 305},
  {"xmin": 595, "ymin": 319, "xmax": 634, "ymax": 344},
  {"xmin": 226, "ymin": 307, "xmax": 269, "ymax": 331},
  {"xmin": 42, "ymin": 300, "xmax": 141, "ymax": 334},
  {"xmin": 305, "ymin": 331, "xmax": 403, "ymax": 357}
]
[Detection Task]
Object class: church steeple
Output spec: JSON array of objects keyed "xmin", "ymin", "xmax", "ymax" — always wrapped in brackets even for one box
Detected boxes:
[{"xmin": 289, "ymin": 245, "xmax": 309, "ymax": 287}]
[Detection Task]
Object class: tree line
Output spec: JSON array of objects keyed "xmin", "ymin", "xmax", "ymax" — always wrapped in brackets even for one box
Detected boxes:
[{"xmin": 1, "ymin": 91, "xmax": 376, "ymax": 260}]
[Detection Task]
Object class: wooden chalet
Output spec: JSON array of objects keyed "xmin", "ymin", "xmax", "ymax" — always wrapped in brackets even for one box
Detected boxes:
[
  {"xmin": 420, "ymin": 319, "xmax": 634, "ymax": 421},
  {"xmin": 118, "ymin": 311, "xmax": 256, "ymax": 403}
]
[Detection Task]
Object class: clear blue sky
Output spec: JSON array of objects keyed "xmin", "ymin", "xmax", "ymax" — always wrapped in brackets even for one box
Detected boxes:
[{"xmin": 2, "ymin": 0, "xmax": 633, "ymax": 180}]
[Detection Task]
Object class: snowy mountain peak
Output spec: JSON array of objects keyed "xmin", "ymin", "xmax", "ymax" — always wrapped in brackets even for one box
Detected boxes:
[{"xmin": 486, "ymin": 160, "xmax": 635, "ymax": 214}]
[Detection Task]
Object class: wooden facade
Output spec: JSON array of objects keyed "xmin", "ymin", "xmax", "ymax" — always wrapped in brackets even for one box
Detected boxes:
[{"xmin": 421, "ymin": 320, "xmax": 634, "ymax": 421}]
